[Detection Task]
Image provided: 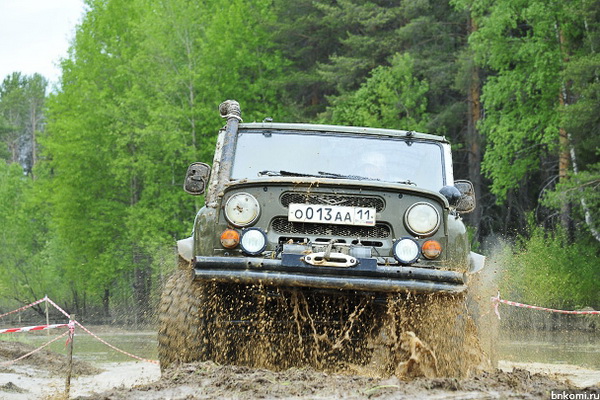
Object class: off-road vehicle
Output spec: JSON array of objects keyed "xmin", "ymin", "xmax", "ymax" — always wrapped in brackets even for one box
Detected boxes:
[{"xmin": 158, "ymin": 100, "xmax": 486, "ymax": 376}]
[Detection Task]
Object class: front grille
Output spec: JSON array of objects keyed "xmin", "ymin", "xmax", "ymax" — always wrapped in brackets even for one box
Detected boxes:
[
  {"xmin": 281, "ymin": 193, "xmax": 385, "ymax": 212},
  {"xmin": 271, "ymin": 217, "xmax": 391, "ymax": 239}
]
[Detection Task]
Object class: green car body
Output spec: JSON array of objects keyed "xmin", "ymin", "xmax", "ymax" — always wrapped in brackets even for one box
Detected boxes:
[{"xmin": 179, "ymin": 100, "xmax": 483, "ymax": 295}]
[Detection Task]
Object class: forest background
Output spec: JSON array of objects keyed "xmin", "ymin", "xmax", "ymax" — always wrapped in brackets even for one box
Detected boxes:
[{"xmin": 0, "ymin": 0, "xmax": 598, "ymax": 323}]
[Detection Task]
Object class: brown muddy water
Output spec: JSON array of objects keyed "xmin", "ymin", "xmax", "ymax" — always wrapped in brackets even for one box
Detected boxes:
[
  {"xmin": 0, "ymin": 326, "xmax": 160, "ymax": 399},
  {"xmin": 0, "ymin": 323, "xmax": 598, "ymax": 399},
  {"xmin": 499, "ymin": 329, "xmax": 600, "ymax": 370}
]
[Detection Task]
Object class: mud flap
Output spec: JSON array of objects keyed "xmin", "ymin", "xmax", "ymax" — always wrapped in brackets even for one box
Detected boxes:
[
  {"xmin": 468, "ymin": 251, "xmax": 485, "ymax": 274},
  {"xmin": 177, "ymin": 236, "xmax": 194, "ymax": 262}
]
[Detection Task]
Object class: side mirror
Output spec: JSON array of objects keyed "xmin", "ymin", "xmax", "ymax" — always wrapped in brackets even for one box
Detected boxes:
[
  {"xmin": 454, "ymin": 180, "xmax": 476, "ymax": 213},
  {"xmin": 183, "ymin": 162, "xmax": 211, "ymax": 195},
  {"xmin": 440, "ymin": 185, "xmax": 462, "ymax": 207}
]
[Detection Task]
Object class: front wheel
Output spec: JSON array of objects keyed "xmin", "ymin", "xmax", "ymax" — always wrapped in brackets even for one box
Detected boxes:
[{"xmin": 157, "ymin": 259, "xmax": 207, "ymax": 371}]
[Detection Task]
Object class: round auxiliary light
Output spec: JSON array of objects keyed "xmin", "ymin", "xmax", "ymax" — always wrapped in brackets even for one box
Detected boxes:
[
  {"xmin": 240, "ymin": 228, "xmax": 267, "ymax": 256},
  {"xmin": 224, "ymin": 192, "xmax": 260, "ymax": 227},
  {"xmin": 220, "ymin": 229, "xmax": 240, "ymax": 249},
  {"xmin": 404, "ymin": 202, "xmax": 440, "ymax": 236},
  {"xmin": 422, "ymin": 240, "xmax": 442, "ymax": 260},
  {"xmin": 392, "ymin": 237, "xmax": 420, "ymax": 265}
]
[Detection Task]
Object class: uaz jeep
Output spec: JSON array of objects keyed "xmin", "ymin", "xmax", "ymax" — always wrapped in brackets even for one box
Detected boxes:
[{"xmin": 158, "ymin": 100, "xmax": 485, "ymax": 375}]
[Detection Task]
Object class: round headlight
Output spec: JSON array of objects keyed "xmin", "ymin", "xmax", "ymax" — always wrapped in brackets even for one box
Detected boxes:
[
  {"xmin": 240, "ymin": 228, "xmax": 267, "ymax": 255},
  {"xmin": 404, "ymin": 202, "xmax": 440, "ymax": 236},
  {"xmin": 224, "ymin": 192, "xmax": 260, "ymax": 227},
  {"xmin": 392, "ymin": 237, "xmax": 420, "ymax": 264}
]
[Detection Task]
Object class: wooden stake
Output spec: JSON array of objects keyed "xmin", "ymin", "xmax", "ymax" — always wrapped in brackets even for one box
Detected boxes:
[
  {"xmin": 45, "ymin": 296, "xmax": 50, "ymax": 335},
  {"xmin": 65, "ymin": 315, "xmax": 75, "ymax": 398}
]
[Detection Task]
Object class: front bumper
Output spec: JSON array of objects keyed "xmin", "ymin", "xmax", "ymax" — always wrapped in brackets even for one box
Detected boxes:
[{"xmin": 193, "ymin": 254, "xmax": 467, "ymax": 294}]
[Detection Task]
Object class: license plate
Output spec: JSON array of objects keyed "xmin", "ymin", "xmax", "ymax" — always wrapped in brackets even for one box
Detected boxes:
[{"xmin": 288, "ymin": 204, "xmax": 376, "ymax": 226}]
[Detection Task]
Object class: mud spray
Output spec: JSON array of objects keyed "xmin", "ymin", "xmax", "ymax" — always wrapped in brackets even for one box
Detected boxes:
[{"xmin": 158, "ymin": 261, "xmax": 492, "ymax": 380}]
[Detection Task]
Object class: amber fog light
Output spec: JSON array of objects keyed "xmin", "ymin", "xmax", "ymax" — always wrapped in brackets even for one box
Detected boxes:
[
  {"xmin": 220, "ymin": 229, "xmax": 240, "ymax": 248},
  {"xmin": 422, "ymin": 240, "xmax": 442, "ymax": 259}
]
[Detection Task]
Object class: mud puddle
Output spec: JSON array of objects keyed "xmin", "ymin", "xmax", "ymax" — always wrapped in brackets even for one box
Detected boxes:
[
  {"xmin": 1, "ymin": 326, "xmax": 599, "ymax": 399},
  {"xmin": 0, "ymin": 328, "xmax": 160, "ymax": 399},
  {"xmin": 0, "ymin": 360, "xmax": 160, "ymax": 399},
  {"xmin": 78, "ymin": 361, "xmax": 600, "ymax": 400},
  {"xmin": 1, "ymin": 359, "xmax": 598, "ymax": 400},
  {"xmin": 1, "ymin": 340, "xmax": 598, "ymax": 400}
]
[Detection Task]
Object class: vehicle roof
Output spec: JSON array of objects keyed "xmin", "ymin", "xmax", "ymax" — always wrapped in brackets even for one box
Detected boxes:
[{"xmin": 237, "ymin": 122, "xmax": 449, "ymax": 143}]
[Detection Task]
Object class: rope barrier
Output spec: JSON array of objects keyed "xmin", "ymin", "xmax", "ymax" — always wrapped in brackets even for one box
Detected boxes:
[
  {"xmin": 0, "ymin": 331, "xmax": 69, "ymax": 367},
  {"xmin": 0, "ymin": 297, "xmax": 47, "ymax": 320},
  {"xmin": 74, "ymin": 321, "xmax": 159, "ymax": 365},
  {"xmin": 0, "ymin": 296, "xmax": 159, "ymax": 366},
  {"xmin": 0, "ymin": 323, "xmax": 69, "ymax": 334},
  {"xmin": 44, "ymin": 296, "xmax": 71, "ymax": 319},
  {"xmin": 491, "ymin": 292, "xmax": 600, "ymax": 319}
]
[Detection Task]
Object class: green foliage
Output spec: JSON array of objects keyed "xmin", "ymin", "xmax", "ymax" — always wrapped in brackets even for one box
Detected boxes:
[
  {"xmin": 35, "ymin": 0, "xmax": 288, "ymax": 317},
  {"xmin": 0, "ymin": 72, "xmax": 47, "ymax": 172},
  {"xmin": 314, "ymin": 0, "xmax": 468, "ymax": 138},
  {"xmin": 327, "ymin": 53, "xmax": 429, "ymax": 131},
  {"xmin": 39, "ymin": 0, "xmax": 140, "ymax": 311},
  {"xmin": 562, "ymin": 52, "xmax": 600, "ymax": 160},
  {"xmin": 542, "ymin": 161, "xmax": 600, "ymax": 237},
  {"xmin": 461, "ymin": 0, "xmax": 600, "ymax": 215},
  {"xmin": 1, "ymin": 0, "xmax": 598, "ymax": 318},
  {"xmin": 0, "ymin": 162, "xmax": 28, "ymax": 296},
  {"xmin": 0, "ymin": 163, "xmax": 61, "ymax": 303},
  {"xmin": 272, "ymin": 0, "xmax": 468, "ymax": 132},
  {"xmin": 500, "ymin": 225, "xmax": 600, "ymax": 309},
  {"xmin": 270, "ymin": 0, "xmax": 340, "ymax": 117},
  {"xmin": 466, "ymin": 0, "xmax": 565, "ymax": 202},
  {"xmin": 315, "ymin": 0, "xmax": 406, "ymax": 93}
]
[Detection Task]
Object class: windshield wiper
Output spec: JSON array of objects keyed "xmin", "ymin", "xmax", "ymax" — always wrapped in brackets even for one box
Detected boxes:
[
  {"xmin": 258, "ymin": 170, "xmax": 321, "ymax": 177},
  {"xmin": 320, "ymin": 171, "xmax": 416, "ymax": 185},
  {"xmin": 258, "ymin": 170, "xmax": 376, "ymax": 179},
  {"xmin": 258, "ymin": 170, "xmax": 415, "ymax": 185},
  {"xmin": 317, "ymin": 171, "xmax": 379, "ymax": 181}
]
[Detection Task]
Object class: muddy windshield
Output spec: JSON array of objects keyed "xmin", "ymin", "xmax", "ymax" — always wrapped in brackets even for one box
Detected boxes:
[{"xmin": 231, "ymin": 131, "xmax": 447, "ymax": 190}]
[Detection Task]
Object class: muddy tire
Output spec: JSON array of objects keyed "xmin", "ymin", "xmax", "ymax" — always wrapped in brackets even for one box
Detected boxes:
[{"xmin": 157, "ymin": 258, "xmax": 207, "ymax": 371}]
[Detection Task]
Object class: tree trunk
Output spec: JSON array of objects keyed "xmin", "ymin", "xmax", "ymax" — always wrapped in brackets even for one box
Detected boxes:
[
  {"xmin": 132, "ymin": 250, "xmax": 152, "ymax": 324},
  {"xmin": 557, "ymin": 23, "xmax": 600, "ymax": 242},
  {"xmin": 556, "ymin": 25, "xmax": 575, "ymax": 238},
  {"xmin": 466, "ymin": 15, "xmax": 483, "ymax": 240},
  {"xmin": 103, "ymin": 288, "xmax": 110, "ymax": 318}
]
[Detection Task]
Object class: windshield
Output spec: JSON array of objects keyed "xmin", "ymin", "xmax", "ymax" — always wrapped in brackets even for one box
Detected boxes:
[{"xmin": 231, "ymin": 130, "xmax": 447, "ymax": 191}]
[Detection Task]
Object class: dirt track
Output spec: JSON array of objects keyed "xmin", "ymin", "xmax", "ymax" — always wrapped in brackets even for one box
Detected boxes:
[
  {"xmin": 1, "ymin": 338, "xmax": 599, "ymax": 400},
  {"xmin": 80, "ymin": 361, "xmax": 600, "ymax": 400}
]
